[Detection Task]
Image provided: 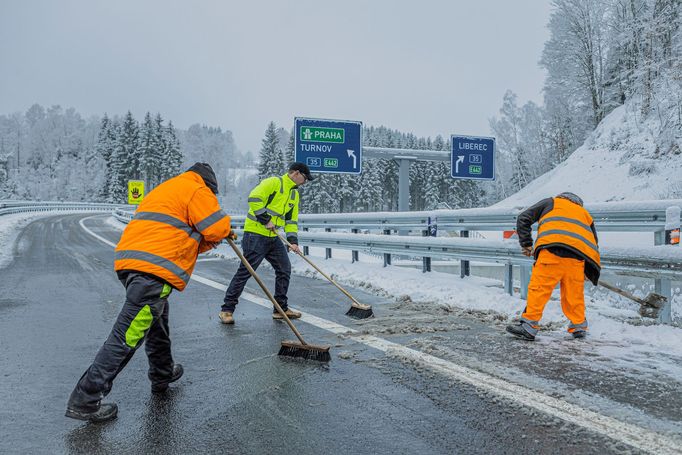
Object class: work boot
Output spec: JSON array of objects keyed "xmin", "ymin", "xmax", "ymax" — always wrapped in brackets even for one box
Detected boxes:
[
  {"xmin": 65, "ymin": 402, "xmax": 118, "ymax": 422},
  {"xmin": 273, "ymin": 308, "xmax": 302, "ymax": 320},
  {"xmin": 218, "ymin": 311, "xmax": 234, "ymax": 324},
  {"xmin": 505, "ymin": 322, "xmax": 536, "ymax": 341},
  {"xmin": 571, "ymin": 329, "xmax": 587, "ymax": 339},
  {"xmin": 151, "ymin": 364, "xmax": 184, "ymax": 393}
]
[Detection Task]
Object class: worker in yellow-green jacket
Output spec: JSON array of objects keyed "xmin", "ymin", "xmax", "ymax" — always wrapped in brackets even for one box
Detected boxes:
[{"xmin": 219, "ymin": 162, "xmax": 314, "ymax": 324}]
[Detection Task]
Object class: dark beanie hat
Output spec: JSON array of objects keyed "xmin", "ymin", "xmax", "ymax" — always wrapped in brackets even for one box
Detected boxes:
[
  {"xmin": 556, "ymin": 192, "xmax": 584, "ymax": 206},
  {"xmin": 188, "ymin": 162, "xmax": 219, "ymax": 194}
]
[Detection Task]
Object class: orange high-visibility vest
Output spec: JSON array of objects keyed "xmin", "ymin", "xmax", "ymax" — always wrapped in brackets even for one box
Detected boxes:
[
  {"xmin": 534, "ymin": 197, "xmax": 601, "ymax": 267},
  {"xmin": 114, "ymin": 171, "xmax": 231, "ymax": 290}
]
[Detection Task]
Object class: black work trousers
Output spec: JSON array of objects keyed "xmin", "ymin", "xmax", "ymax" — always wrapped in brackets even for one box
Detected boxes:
[
  {"xmin": 68, "ymin": 272, "xmax": 174, "ymax": 410},
  {"xmin": 222, "ymin": 232, "xmax": 291, "ymax": 313}
]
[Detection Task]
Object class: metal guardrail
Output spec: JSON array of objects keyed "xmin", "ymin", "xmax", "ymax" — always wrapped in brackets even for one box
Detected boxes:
[
  {"xmin": 113, "ymin": 207, "xmax": 134, "ymax": 222},
  {"xmin": 114, "ymin": 206, "xmax": 682, "ymax": 278},
  {"xmin": 298, "ymin": 232, "xmax": 682, "ymax": 280},
  {"xmin": 111, "ymin": 199, "xmax": 682, "ymax": 233},
  {"xmin": 112, "ymin": 201, "xmax": 679, "ymax": 323},
  {"xmin": 295, "ymin": 199, "xmax": 682, "ymax": 232},
  {"xmin": 1, "ymin": 201, "xmax": 124, "ymax": 216}
]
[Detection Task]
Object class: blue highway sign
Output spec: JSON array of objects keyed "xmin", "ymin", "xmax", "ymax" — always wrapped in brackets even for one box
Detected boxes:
[
  {"xmin": 451, "ymin": 135, "xmax": 495, "ymax": 180},
  {"xmin": 295, "ymin": 117, "xmax": 363, "ymax": 175}
]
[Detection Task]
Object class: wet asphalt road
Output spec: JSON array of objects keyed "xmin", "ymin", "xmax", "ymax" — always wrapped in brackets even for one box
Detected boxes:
[{"xmin": 0, "ymin": 214, "xmax": 679, "ymax": 454}]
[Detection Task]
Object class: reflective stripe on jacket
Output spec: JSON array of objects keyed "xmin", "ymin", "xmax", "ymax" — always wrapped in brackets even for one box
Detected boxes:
[
  {"xmin": 244, "ymin": 174, "xmax": 299, "ymax": 242},
  {"xmin": 534, "ymin": 197, "xmax": 601, "ymax": 269},
  {"xmin": 114, "ymin": 171, "xmax": 231, "ymax": 291}
]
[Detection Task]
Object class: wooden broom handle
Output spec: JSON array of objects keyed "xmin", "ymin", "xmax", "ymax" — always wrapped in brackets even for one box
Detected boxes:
[
  {"xmin": 276, "ymin": 231, "xmax": 365, "ymax": 308},
  {"xmin": 598, "ymin": 280, "xmax": 646, "ymax": 305},
  {"xmin": 226, "ymin": 238, "xmax": 307, "ymax": 345}
]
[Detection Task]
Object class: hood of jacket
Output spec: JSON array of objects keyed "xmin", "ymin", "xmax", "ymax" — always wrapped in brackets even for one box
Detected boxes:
[{"xmin": 187, "ymin": 162, "xmax": 218, "ymax": 194}]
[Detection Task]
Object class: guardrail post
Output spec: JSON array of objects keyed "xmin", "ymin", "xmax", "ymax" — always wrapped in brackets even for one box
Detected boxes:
[
  {"xmin": 422, "ymin": 228, "xmax": 431, "ymax": 273},
  {"xmin": 654, "ymin": 230, "xmax": 672, "ymax": 323},
  {"xmin": 396, "ymin": 157, "xmax": 414, "ymax": 235},
  {"xmin": 325, "ymin": 228, "xmax": 332, "ymax": 259},
  {"xmin": 504, "ymin": 264, "xmax": 513, "ymax": 295},
  {"xmin": 422, "ymin": 216, "xmax": 437, "ymax": 273},
  {"xmin": 351, "ymin": 228, "xmax": 359, "ymax": 263},
  {"xmin": 460, "ymin": 230, "xmax": 470, "ymax": 278},
  {"xmin": 520, "ymin": 265, "xmax": 532, "ymax": 300},
  {"xmin": 303, "ymin": 227, "xmax": 309, "ymax": 256},
  {"xmin": 383, "ymin": 229, "xmax": 391, "ymax": 267}
]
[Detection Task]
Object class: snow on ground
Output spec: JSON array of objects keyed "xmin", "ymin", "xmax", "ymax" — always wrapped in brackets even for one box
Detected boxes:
[
  {"xmin": 0, "ymin": 212, "xmax": 65, "ymax": 269},
  {"xmin": 496, "ymin": 105, "xmax": 682, "ymax": 208},
  {"xmin": 206, "ymin": 240, "xmax": 682, "ymax": 379}
]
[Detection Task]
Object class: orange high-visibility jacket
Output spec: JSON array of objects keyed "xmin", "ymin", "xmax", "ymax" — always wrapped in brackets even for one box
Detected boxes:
[
  {"xmin": 534, "ymin": 197, "xmax": 601, "ymax": 267},
  {"xmin": 114, "ymin": 171, "xmax": 231, "ymax": 290},
  {"xmin": 517, "ymin": 196, "xmax": 601, "ymax": 284}
]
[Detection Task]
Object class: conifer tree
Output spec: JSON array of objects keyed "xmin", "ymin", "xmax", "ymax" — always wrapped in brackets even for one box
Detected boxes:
[
  {"xmin": 138, "ymin": 112, "xmax": 157, "ymax": 190},
  {"xmin": 109, "ymin": 111, "xmax": 139, "ymax": 203},
  {"xmin": 161, "ymin": 120, "xmax": 183, "ymax": 182},
  {"xmin": 285, "ymin": 129, "xmax": 295, "ymax": 165},
  {"xmin": 96, "ymin": 114, "xmax": 117, "ymax": 202},
  {"xmin": 151, "ymin": 114, "xmax": 166, "ymax": 185},
  {"xmin": 258, "ymin": 122, "xmax": 285, "ymax": 179}
]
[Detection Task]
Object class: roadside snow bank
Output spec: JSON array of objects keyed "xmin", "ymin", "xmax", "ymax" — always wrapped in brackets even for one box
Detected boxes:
[{"xmin": 0, "ymin": 212, "xmax": 66, "ymax": 269}]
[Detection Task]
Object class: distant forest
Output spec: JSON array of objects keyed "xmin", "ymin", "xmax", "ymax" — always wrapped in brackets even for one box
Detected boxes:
[{"xmin": 0, "ymin": 106, "xmax": 247, "ymax": 202}]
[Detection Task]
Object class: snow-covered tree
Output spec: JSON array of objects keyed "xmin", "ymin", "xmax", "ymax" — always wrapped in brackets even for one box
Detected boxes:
[
  {"xmin": 161, "ymin": 120, "xmax": 183, "ymax": 182},
  {"xmin": 285, "ymin": 129, "xmax": 295, "ymax": 165},
  {"xmin": 138, "ymin": 113, "xmax": 157, "ymax": 189},
  {"xmin": 108, "ymin": 111, "xmax": 139, "ymax": 203},
  {"xmin": 258, "ymin": 122, "xmax": 285, "ymax": 179}
]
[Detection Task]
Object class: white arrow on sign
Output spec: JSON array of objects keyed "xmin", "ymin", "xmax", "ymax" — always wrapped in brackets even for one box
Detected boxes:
[
  {"xmin": 347, "ymin": 149, "xmax": 357, "ymax": 169},
  {"xmin": 455, "ymin": 155, "xmax": 464, "ymax": 173}
]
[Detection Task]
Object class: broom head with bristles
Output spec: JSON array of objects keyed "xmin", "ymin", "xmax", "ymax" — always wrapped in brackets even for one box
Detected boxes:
[
  {"xmin": 346, "ymin": 303, "xmax": 374, "ymax": 319},
  {"xmin": 278, "ymin": 340, "xmax": 331, "ymax": 362}
]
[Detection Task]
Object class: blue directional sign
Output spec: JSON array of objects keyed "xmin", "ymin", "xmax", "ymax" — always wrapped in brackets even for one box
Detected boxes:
[
  {"xmin": 451, "ymin": 135, "xmax": 496, "ymax": 180},
  {"xmin": 295, "ymin": 117, "xmax": 362, "ymax": 175}
]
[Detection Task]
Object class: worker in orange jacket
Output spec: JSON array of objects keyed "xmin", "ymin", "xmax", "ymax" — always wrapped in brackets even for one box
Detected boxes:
[
  {"xmin": 66, "ymin": 162, "xmax": 234, "ymax": 422},
  {"xmin": 506, "ymin": 192, "xmax": 600, "ymax": 341}
]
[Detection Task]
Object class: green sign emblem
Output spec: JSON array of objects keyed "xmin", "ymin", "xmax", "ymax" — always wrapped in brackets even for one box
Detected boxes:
[
  {"xmin": 469, "ymin": 165, "xmax": 482, "ymax": 175},
  {"xmin": 324, "ymin": 158, "xmax": 339, "ymax": 168},
  {"xmin": 300, "ymin": 126, "xmax": 344, "ymax": 143}
]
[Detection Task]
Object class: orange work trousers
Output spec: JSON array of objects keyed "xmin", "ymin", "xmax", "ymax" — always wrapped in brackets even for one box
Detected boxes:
[{"xmin": 522, "ymin": 249, "xmax": 587, "ymax": 333}]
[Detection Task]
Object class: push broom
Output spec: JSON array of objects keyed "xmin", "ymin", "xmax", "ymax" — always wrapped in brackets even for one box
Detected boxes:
[
  {"xmin": 275, "ymin": 231, "xmax": 374, "ymax": 319},
  {"xmin": 226, "ymin": 238, "xmax": 331, "ymax": 362}
]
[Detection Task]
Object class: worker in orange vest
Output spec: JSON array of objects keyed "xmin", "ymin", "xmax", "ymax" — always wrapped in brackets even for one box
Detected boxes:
[
  {"xmin": 66, "ymin": 163, "xmax": 234, "ymax": 422},
  {"xmin": 506, "ymin": 192, "xmax": 600, "ymax": 341}
]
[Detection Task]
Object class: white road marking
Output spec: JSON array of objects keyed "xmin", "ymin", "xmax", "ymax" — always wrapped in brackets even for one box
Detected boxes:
[
  {"xmin": 80, "ymin": 215, "xmax": 682, "ymax": 455},
  {"xmin": 79, "ymin": 216, "xmax": 117, "ymax": 248}
]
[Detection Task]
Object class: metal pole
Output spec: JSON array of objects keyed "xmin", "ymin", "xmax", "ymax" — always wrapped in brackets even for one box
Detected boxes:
[
  {"xmin": 325, "ymin": 227, "xmax": 332, "ymax": 259},
  {"xmin": 520, "ymin": 265, "xmax": 532, "ymax": 300},
  {"xmin": 504, "ymin": 264, "xmax": 513, "ymax": 295},
  {"xmin": 397, "ymin": 158, "xmax": 411, "ymax": 212},
  {"xmin": 351, "ymin": 228, "xmax": 359, "ymax": 263},
  {"xmin": 303, "ymin": 227, "xmax": 309, "ymax": 256},
  {"xmin": 422, "ymin": 215, "xmax": 436, "ymax": 273},
  {"xmin": 383, "ymin": 229, "xmax": 391, "ymax": 267},
  {"xmin": 396, "ymin": 157, "xmax": 414, "ymax": 237},
  {"xmin": 460, "ymin": 230, "xmax": 470, "ymax": 278},
  {"xmin": 422, "ymin": 228, "xmax": 431, "ymax": 273},
  {"xmin": 653, "ymin": 230, "xmax": 671, "ymax": 323}
]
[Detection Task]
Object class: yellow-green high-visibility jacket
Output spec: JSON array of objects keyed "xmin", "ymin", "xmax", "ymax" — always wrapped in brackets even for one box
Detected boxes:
[{"xmin": 244, "ymin": 173, "xmax": 300, "ymax": 243}]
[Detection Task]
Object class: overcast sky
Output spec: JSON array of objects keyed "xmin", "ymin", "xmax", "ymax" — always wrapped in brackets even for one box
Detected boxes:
[{"xmin": 0, "ymin": 0, "xmax": 551, "ymax": 154}]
